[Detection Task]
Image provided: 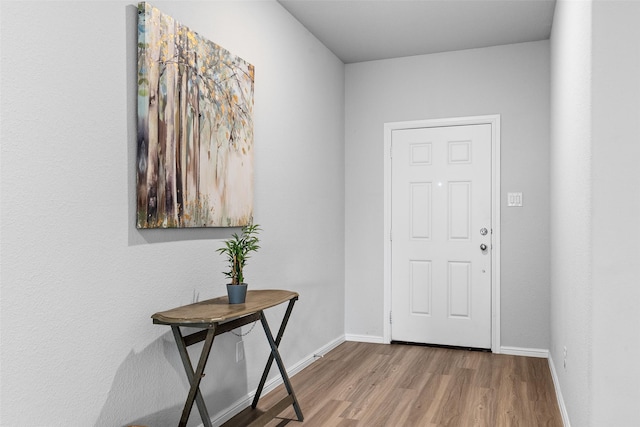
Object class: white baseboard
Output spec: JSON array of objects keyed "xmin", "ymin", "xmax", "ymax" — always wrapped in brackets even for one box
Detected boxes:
[
  {"xmin": 344, "ymin": 334, "xmax": 385, "ymax": 344},
  {"xmin": 210, "ymin": 335, "xmax": 346, "ymax": 425},
  {"xmin": 548, "ymin": 354, "xmax": 571, "ymax": 427},
  {"xmin": 287, "ymin": 335, "xmax": 346, "ymax": 375},
  {"xmin": 499, "ymin": 345, "xmax": 549, "ymax": 358}
]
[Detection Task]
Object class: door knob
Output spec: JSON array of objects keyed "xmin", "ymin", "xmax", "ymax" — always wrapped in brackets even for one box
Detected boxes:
[{"xmin": 480, "ymin": 243, "xmax": 487, "ymax": 251}]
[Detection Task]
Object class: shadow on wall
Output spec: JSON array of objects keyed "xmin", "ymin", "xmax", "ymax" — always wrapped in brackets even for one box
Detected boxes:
[{"xmin": 94, "ymin": 330, "xmax": 247, "ymax": 427}]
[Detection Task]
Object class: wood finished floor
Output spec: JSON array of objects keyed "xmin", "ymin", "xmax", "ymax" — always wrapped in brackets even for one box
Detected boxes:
[{"xmin": 241, "ymin": 341, "xmax": 563, "ymax": 427}]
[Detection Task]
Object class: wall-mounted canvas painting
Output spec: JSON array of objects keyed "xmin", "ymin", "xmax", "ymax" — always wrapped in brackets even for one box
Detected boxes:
[{"xmin": 137, "ymin": 2, "xmax": 254, "ymax": 228}]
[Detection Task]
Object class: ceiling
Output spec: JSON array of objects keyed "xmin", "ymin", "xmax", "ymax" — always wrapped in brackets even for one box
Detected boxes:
[{"xmin": 277, "ymin": 0, "xmax": 557, "ymax": 64}]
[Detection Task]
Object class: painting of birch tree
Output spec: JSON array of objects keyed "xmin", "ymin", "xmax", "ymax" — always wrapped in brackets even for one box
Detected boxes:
[{"xmin": 137, "ymin": 3, "xmax": 254, "ymax": 228}]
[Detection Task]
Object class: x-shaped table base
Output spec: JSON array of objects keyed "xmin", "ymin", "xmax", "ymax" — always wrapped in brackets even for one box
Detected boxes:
[{"xmin": 153, "ymin": 290, "xmax": 303, "ymax": 427}]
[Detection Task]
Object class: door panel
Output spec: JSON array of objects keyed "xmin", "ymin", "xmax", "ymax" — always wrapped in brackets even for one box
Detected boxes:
[
  {"xmin": 410, "ymin": 260, "xmax": 431, "ymax": 315},
  {"xmin": 391, "ymin": 124, "xmax": 492, "ymax": 348}
]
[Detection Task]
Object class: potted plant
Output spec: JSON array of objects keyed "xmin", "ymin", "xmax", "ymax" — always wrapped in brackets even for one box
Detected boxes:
[{"xmin": 217, "ymin": 224, "xmax": 261, "ymax": 304}]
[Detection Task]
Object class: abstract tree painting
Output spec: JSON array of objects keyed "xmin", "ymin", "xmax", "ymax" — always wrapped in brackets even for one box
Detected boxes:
[{"xmin": 137, "ymin": 3, "xmax": 254, "ymax": 228}]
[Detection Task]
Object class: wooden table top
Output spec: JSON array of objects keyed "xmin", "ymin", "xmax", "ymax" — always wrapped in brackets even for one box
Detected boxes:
[{"xmin": 151, "ymin": 289, "xmax": 299, "ymax": 326}]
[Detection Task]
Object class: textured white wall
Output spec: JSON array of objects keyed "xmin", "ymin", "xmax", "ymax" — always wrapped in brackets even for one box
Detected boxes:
[
  {"xmin": 0, "ymin": 1, "xmax": 345, "ymax": 425},
  {"xmin": 550, "ymin": 2, "xmax": 640, "ymax": 425},
  {"xmin": 591, "ymin": 1, "xmax": 640, "ymax": 425},
  {"xmin": 345, "ymin": 41, "xmax": 551, "ymax": 349},
  {"xmin": 549, "ymin": 1, "xmax": 593, "ymax": 426}
]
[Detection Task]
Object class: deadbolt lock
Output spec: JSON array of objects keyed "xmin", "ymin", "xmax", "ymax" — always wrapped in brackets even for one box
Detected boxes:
[{"xmin": 480, "ymin": 228, "xmax": 488, "ymax": 236}]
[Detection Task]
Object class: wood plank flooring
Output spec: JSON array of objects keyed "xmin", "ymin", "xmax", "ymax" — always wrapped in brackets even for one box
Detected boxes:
[{"xmin": 240, "ymin": 341, "xmax": 563, "ymax": 427}]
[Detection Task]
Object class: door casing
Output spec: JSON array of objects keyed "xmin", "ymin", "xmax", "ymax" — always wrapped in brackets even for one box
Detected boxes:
[{"xmin": 383, "ymin": 115, "xmax": 501, "ymax": 352}]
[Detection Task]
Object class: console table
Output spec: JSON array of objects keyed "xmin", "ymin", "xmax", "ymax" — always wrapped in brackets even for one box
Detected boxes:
[{"xmin": 152, "ymin": 289, "xmax": 303, "ymax": 427}]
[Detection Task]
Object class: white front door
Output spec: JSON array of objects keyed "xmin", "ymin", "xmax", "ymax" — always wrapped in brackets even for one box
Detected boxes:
[{"xmin": 391, "ymin": 123, "xmax": 492, "ymax": 348}]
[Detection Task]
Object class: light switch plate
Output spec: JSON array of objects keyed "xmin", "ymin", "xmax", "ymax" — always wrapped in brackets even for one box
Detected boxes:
[{"xmin": 508, "ymin": 192, "xmax": 523, "ymax": 207}]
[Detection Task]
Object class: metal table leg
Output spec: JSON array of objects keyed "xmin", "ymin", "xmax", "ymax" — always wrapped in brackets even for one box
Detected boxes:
[
  {"xmin": 171, "ymin": 325, "xmax": 216, "ymax": 427},
  {"xmin": 251, "ymin": 299, "xmax": 303, "ymax": 421}
]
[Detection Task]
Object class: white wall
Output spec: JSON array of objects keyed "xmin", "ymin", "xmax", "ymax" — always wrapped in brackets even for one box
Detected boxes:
[
  {"xmin": 345, "ymin": 41, "xmax": 551, "ymax": 349},
  {"xmin": 550, "ymin": 1, "xmax": 640, "ymax": 425},
  {"xmin": 549, "ymin": 1, "xmax": 593, "ymax": 425},
  {"xmin": 0, "ymin": 1, "xmax": 345, "ymax": 426},
  {"xmin": 591, "ymin": 1, "xmax": 640, "ymax": 425}
]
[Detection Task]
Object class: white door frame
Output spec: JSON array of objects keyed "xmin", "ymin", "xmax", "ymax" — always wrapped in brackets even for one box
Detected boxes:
[{"xmin": 383, "ymin": 115, "xmax": 501, "ymax": 353}]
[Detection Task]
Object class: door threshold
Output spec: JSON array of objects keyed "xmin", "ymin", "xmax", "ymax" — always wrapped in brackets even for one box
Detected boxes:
[{"xmin": 391, "ymin": 340, "xmax": 491, "ymax": 353}]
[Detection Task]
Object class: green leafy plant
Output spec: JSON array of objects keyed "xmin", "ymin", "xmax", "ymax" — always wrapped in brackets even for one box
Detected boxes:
[{"xmin": 217, "ymin": 224, "xmax": 261, "ymax": 285}]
